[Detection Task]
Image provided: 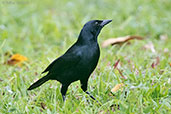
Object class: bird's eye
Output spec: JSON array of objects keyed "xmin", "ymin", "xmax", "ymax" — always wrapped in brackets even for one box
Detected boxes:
[{"xmin": 95, "ymin": 22, "xmax": 98, "ymax": 25}]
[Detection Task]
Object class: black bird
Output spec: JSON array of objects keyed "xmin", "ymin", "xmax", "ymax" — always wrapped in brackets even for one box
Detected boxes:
[{"xmin": 28, "ymin": 20, "xmax": 112, "ymax": 101}]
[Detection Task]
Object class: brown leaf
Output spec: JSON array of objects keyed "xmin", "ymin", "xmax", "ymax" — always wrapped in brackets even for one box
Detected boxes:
[
  {"xmin": 111, "ymin": 83, "xmax": 124, "ymax": 93},
  {"xmin": 102, "ymin": 35, "xmax": 143, "ymax": 47},
  {"xmin": 7, "ymin": 54, "xmax": 28, "ymax": 66},
  {"xmin": 113, "ymin": 59, "xmax": 120, "ymax": 69}
]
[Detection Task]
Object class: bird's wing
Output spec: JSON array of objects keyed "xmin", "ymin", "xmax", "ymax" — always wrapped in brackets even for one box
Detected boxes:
[
  {"xmin": 41, "ymin": 57, "xmax": 59, "ymax": 73},
  {"xmin": 42, "ymin": 46, "xmax": 81, "ymax": 74}
]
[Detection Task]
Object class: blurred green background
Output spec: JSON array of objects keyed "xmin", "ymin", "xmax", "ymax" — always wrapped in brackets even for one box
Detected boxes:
[{"xmin": 0, "ymin": 0, "xmax": 171, "ymax": 113}]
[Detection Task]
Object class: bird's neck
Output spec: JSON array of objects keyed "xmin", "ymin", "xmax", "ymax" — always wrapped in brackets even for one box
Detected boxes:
[{"xmin": 77, "ymin": 30, "xmax": 98, "ymax": 45}]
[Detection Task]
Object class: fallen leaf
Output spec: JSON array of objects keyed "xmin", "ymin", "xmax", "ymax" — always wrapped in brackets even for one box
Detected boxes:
[
  {"xmin": 143, "ymin": 42, "xmax": 155, "ymax": 53},
  {"xmin": 102, "ymin": 35, "xmax": 143, "ymax": 47},
  {"xmin": 113, "ymin": 59, "xmax": 120, "ymax": 69},
  {"xmin": 111, "ymin": 83, "xmax": 124, "ymax": 93},
  {"xmin": 7, "ymin": 54, "xmax": 28, "ymax": 66}
]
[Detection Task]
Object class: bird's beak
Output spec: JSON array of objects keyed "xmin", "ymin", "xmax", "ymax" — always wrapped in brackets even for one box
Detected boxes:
[{"xmin": 100, "ymin": 20, "xmax": 112, "ymax": 27}]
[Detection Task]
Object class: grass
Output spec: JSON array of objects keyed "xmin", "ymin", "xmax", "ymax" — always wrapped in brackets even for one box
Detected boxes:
[{"xmin": 0, "ymin": 0, "xmax": 171, "ymax": 113}]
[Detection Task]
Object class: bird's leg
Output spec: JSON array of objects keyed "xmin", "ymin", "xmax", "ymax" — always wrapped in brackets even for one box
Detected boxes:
[
  {"xmin": 80, "ymin": 80, "xmax": 98, "ymax": 102},
  {"xmin": 61, "ymin": 84, "xmax": 69, "ymax": 102}
]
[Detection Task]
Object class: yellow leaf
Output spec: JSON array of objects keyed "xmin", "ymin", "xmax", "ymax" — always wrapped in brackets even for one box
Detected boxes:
[
  {"xmin": 7, "ymin": 54, "xmax": 28, "ymax": 66},
  {"xmin": 111, "ymin": 83, "xmax": 124, "ymax": 93}
]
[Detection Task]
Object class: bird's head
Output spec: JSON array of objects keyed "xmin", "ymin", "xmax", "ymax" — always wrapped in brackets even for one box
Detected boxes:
[{"xmin": 78, "ymin": 20, "xmax": 112, "ymax": 43}]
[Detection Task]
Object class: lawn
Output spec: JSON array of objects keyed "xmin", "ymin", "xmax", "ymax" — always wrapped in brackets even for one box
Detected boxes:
[{"xmin": 0, "ymin": 0, "xmax": 171, "ymax": 113}]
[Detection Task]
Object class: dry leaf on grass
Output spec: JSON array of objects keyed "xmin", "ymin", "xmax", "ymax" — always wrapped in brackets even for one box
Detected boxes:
[
  {"xmin": 111, "ymin": 83, "xmax": 124, "ymax": 93},
  {"xmin": 102, "ymin": 35, "xmax": 143, "ymax": 47},
  {"xmin": 7, "ymin": 54, "xmax": 28, "ymax": 66}
]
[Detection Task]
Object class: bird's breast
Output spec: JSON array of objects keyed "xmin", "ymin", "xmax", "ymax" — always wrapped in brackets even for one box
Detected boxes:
[
  {"xmin": 78, "ymin": 43, "xmax": 100, "ymax": 74},
  {"xmin": 82, "ymin": 44, "xmax": 99, "ymax": 60}
]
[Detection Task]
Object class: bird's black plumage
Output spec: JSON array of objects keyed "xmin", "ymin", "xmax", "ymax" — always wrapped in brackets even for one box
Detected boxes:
[{"xmin": 28, "ymin": 20, "xmax": 112, "ymax": 101}]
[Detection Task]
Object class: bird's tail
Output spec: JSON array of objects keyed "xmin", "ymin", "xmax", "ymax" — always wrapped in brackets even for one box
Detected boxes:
[{"xmin": 27, "ymin": 75, "xmax": 49, "ymax": 90}]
